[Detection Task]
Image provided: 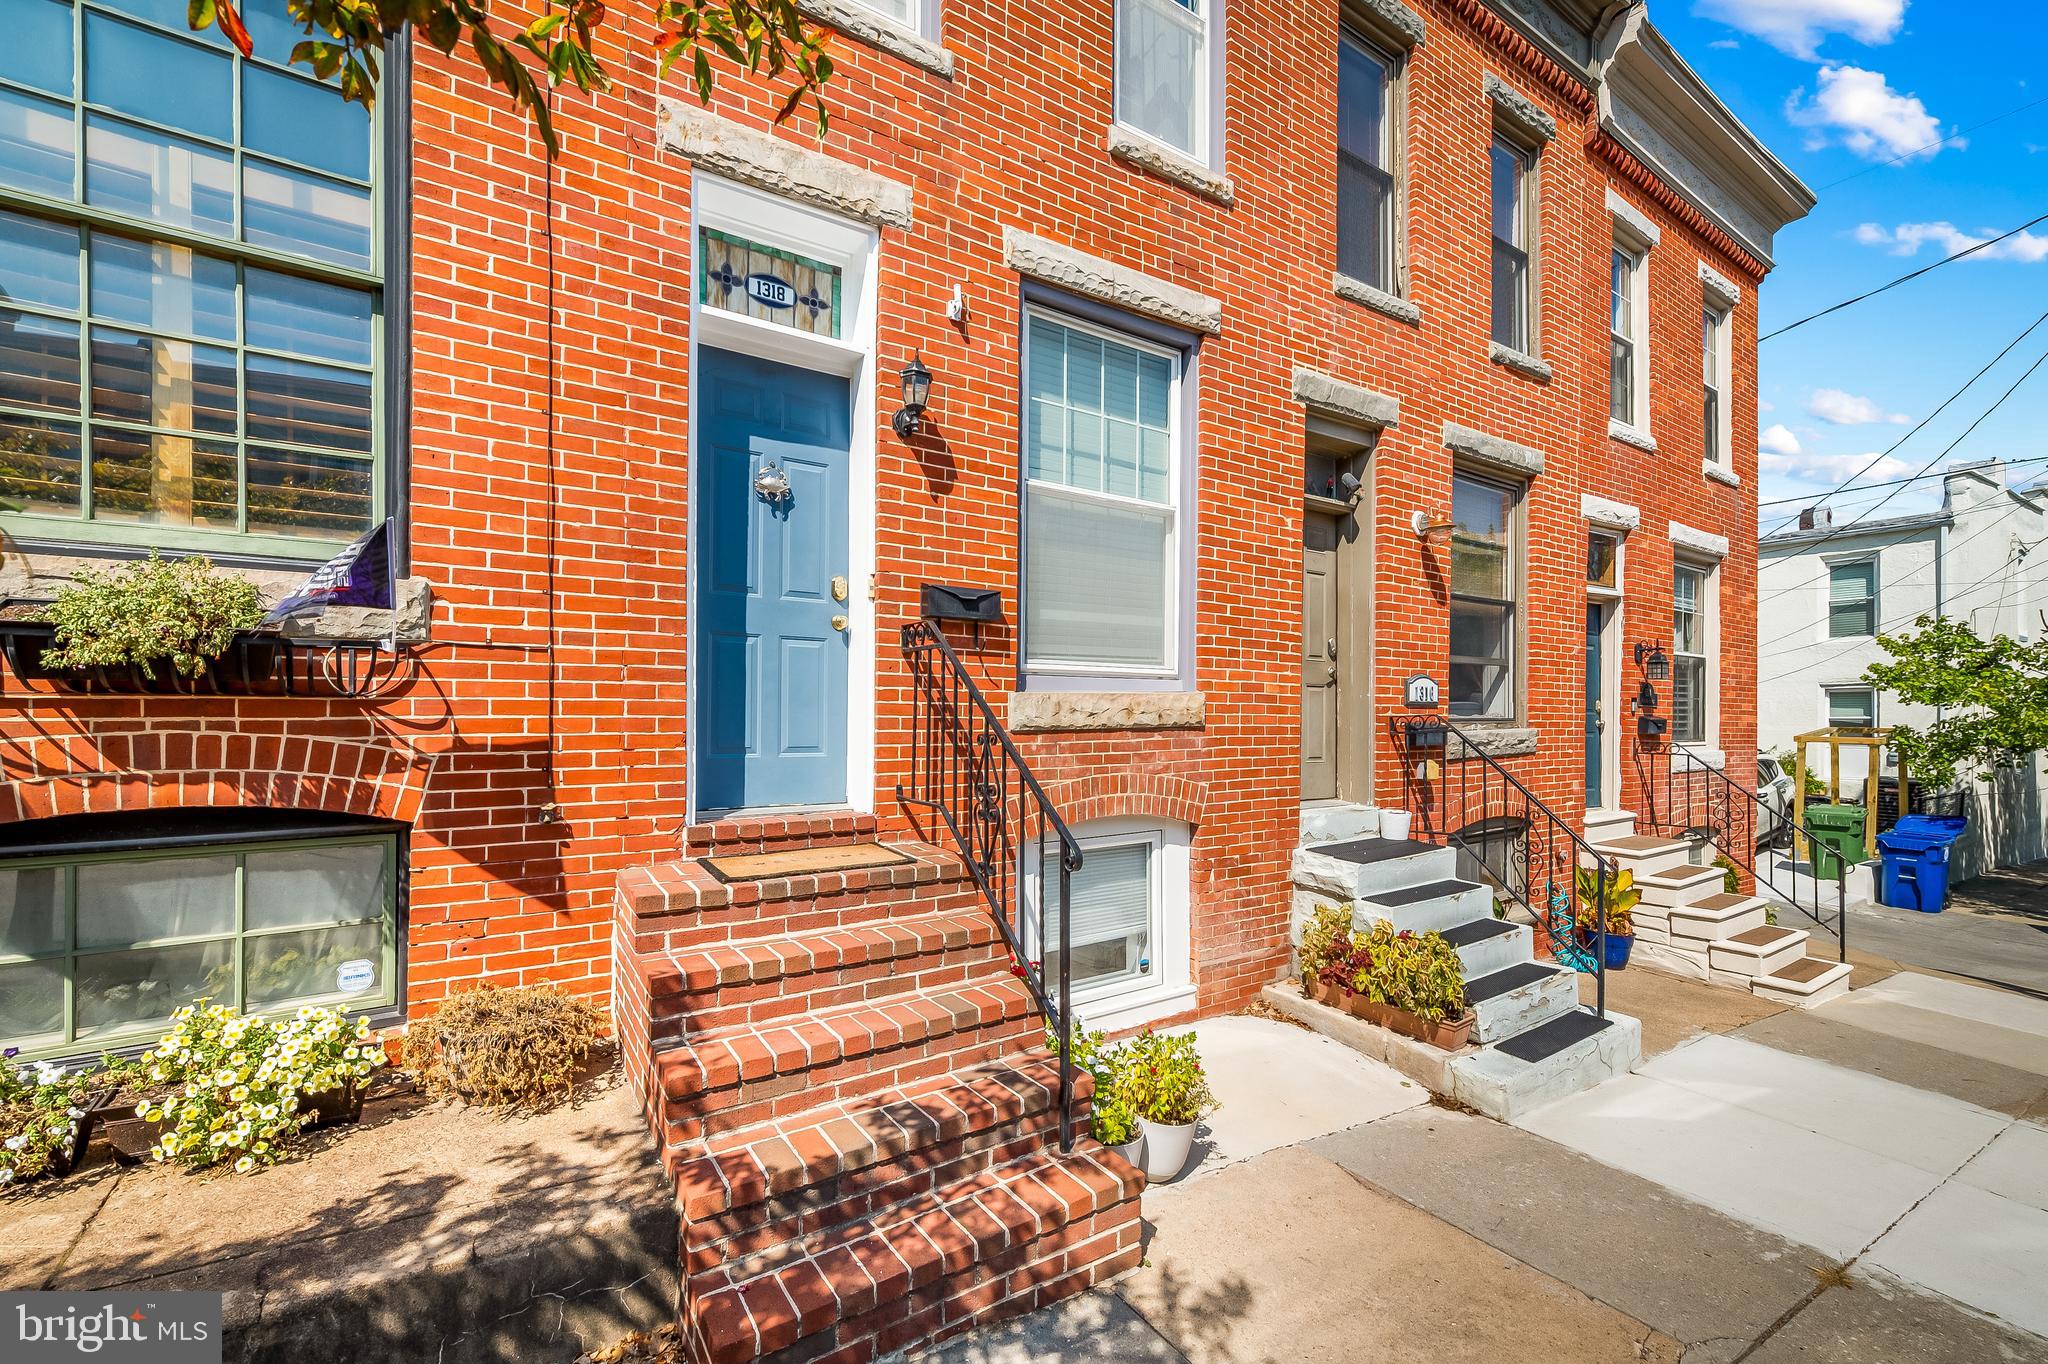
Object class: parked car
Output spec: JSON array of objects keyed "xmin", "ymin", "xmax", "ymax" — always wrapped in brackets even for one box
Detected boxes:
[{"xmin": 1756, "ymin": 755, "xmax": 1795, "ymax": 847}]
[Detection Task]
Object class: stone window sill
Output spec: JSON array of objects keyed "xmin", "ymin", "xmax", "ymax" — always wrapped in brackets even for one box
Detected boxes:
[
  {"xmin": 1704, "ymin": 461, "xmax": 1740, "ymax": 487},
  {"xmin": 1007, "ymin": 690, "xmax": 1206, "ymax": 733},
  {"xmin": 795, "ymin": 0, "xmax": 954, "ymax": 77},
  {"xmin": 1608, "ymin": 419, "xmax": 1658, "ymax": 453},
  {"xmin": 1447, "ymin": 725, "xmax": 1538, "ymax": 758},
  {"xmin": 1333, "ymin": 273, "xmax": 1422, "ymax": 325},
  {"xmin": 1489, "ymin": 342, "xmax": 1551, "ymax": 383},
  {"xmin": 1107, "ymin": 126, "xmax": 1236, "ymax": 206}
]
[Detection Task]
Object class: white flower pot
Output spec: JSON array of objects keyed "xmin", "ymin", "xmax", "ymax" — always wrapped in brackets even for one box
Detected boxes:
[
  {"xmin": 1110, "ymin": 1134, "xmax": 1145, "ymax": 1169},
  {"xmin": 1380, "ymin": 809, "xmax": 1414, "ymax": 841},
  {"xmin": 1138, "ymin": 1117, "xmax": 1197, "ymax": 1183}
]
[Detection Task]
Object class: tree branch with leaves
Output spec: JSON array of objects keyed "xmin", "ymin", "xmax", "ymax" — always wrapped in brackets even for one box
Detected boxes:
[
  {"xmin": 1862, "ymin": 615, "xmax": 2048, "ymax": 789},
  {"xmin": 184, "ymin": 0, "xmax": 833, "ymax": 155}
]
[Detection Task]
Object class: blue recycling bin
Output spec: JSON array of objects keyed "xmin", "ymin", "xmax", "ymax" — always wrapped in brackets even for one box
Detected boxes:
[{"xmin": 1875, "ymin": 815, "xmax": 1968, "ymax": 912}]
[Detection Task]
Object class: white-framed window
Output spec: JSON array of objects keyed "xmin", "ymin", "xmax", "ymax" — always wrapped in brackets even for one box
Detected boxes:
[
  {"xmin": 1673, "ymin": 562, "xmax": 1710, "ymax": 744},
  {"xmin": 1027, "ymin": 817, "xmax": 1193, "ymax": 1031},
  {"xmin": 1586, "ymin": 529, "xmax": 1621, "ymax": 596},
  {"xmin": 1449, "ymin": 471, "xmax": 1518, "ymax": 720},
  {"xmin": 1337, "ymin": 30, "xmax": 1396, "ymax": 292},
  {"xmin": 1488, "ymin": 137, "xmax": 1534, "ymax": 353},
  {"xmin": 1701, "ymin": 305, "xmax": 1729, "ymax": 467},
  {"xmin": 1022, "ymin": 309, "xmax": 1182, "ymax": 678},
  {"xmin": 1828, "ymin": 559, "xmax": 1877, "ymax": 638},
  {"xmin": 1826, "ymin": 686, "xmax": 1876, "ymax": 729},
  {"xmin": 1609, "ymin": 246, "xmax": 1637, "ymax": 424},
  {"xmin": 1115, "ymin": 0, "xmax": 1210, "ymax": 161},
  {"xmin": 846, "ymin": 0, "xmax": 921, "ymax": 30}
]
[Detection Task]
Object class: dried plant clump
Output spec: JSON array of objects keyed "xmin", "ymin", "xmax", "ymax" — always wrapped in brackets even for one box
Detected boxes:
[{"xmin": 405, "ymin": 986, "xmax": 609, "ymax": 1111}]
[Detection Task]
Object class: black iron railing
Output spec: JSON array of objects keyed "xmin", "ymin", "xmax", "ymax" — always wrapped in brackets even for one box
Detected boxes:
[
  {"xmin": 897, "ymin": 620, "xmax": 1081, "ymax": 1149},
  {"xmin": 1644, "ymin": 742, "xmax": 1847, "ymax": 961},
  {"xmin": 1394, "ymin": 715, "xmax": 1613, "ymax": 1018}
]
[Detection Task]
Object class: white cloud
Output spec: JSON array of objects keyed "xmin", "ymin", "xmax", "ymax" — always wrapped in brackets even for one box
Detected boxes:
[
  {"xmin": 1693, "ymin": 0, "xmax": 1905, "ymax": 60},
  {"xmin": 1786, "ymin": 66, "xmax": 1948, "ymax": 160},
  {"xmin": 1808, "ymin": 388, "xmax": 1910, "ymax": 425},
  {"xmin": 1853, "ymin": 220, "xmax": 2048, "ymax": 262},
  {"xmin": 1759, "ymin": 423, "xmax": 1803, "ymax": 456},
  {"xmin": 1759, "ymin": 449, "xmax": 1913, "ymax": 484},
  {"xmin": 1709, "ymin": 38, "xmax": 1742, "ymax": 49}
]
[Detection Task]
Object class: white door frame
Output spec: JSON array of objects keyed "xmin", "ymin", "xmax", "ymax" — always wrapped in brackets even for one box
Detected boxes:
[{"xmin": 684, "ymin": 176, "xmax": 880, "ymax": 823}]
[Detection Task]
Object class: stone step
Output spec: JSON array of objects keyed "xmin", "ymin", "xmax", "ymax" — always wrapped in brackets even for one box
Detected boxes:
[
  {"xmin": 1588, "ymin": 834, "xmax": 1693, "ymax": 877},
  {"xmin": 1636, "ymin": 892, "xmax": 1768, "ymax": 946},
  {"xmin": 1582, "ymin": 808, "xmax": 1636, "ymax": 844},
  {"xmin": 677, "ymin": 1053, "xmax": 1078, "ymax": 1270},
  {"xmin": 1751, "ymin": 956, "xmax": 1853, "ymax": 1009},
  {"xmin": 1439, "ymin": 917, "xmax": 1530, "ymax": 980},
  {"xmin": 684, "ymin": 1144, "xmax": 1144, "ymax": 1364},
  {"xmin": 653, "ymin": 981, "xmax": 1041, "ymax": 1146},
  {"xmin": 1708, "ymin": 925, "xmax": 1810, "ymax": 983},
  {"xmin": 1299, "ymin": 802, "xmax": 1380, "ymax": 845},
  {"xmin": 1462, "ymin": 961, "xmax": 1581, "ymax": 1044},
  {"xmin": 1356, "ymin": 877, "xmax": 1494, "ymax": 934},
  {"xmin": 683, "ymin": 810, "xmax": 882, "ymax": 858},
  {"xmin": 618, "ymin": 840, "xmax": 981, "ymax": 954},
  {"xmin": 1634, "ymin": 863, "xmax": 1731, "ymax": 909},
  {"xmin": 1294, "ymin": 837, "xmax": 1457, "ymax": 900},
  {"xmin": 643, "ymin": 911, "xmax": 1009, "ymax": 1041},
  {"xmin": 1445, "ymin": 1007, "xmax": 1643, "ymax": 1121}
]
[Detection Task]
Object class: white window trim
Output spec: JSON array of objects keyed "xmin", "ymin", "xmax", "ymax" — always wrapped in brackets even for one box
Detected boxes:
[
  {"xmin": 1488, "ymin": 134, "xmax": 1538, "ymax": 358},
  {"xmin": 1026, "ymin": 817, "xmax": 1195, "ymax": 1034},
  {"xmin": 1337, "ymin": 26, "xmax": 1404, "ymax": 298},
  {"xmin": 1825, "ymin": 555, "xmax": 1879, "ymax": 640},
  {"xmin": 1673, "ymin": 558, "xmax": 1716, "ymax": 748},
  {"xmin": 1112, "ymin": 0, "xmax": 1217, "ymax": 169},
  {"xmin": 1702, "ymin": 301, "xmax": 1732, "ymax": 472},
  {"xmin": 1021, "ymin": 305, "xmax": 1185, "ymax": 681},
  {"xmin": 1608, "ymin": 233, "xmax": 1653, "ymax": 443},
  {"xmin": 1824, "ymin": 684, "xmax": 1878, "ymax": 729},
  {"xmin": 1586, "ymin": 528, "xmax": 1624, "ymax": 600}
]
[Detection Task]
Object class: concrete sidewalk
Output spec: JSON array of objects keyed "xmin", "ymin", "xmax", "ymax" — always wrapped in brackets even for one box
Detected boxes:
[{"xmin": 928, "ymin": 997, "xmax": 2048, "ymax": 1364}]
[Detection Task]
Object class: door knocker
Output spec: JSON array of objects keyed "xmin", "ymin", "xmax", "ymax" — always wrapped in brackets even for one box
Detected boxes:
[{"xmin": 752, "ymin": 461, "xmax": 792, "ymax": 504}]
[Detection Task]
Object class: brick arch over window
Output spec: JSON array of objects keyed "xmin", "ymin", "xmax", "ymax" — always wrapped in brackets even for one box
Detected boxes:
[
  {"xmin": 0, "ymin": 732, "xmax": 436, "ymax": 826},
  {"xmin": 1043, "ymin": 772, "xmax": 1209, "ymax": 830}
]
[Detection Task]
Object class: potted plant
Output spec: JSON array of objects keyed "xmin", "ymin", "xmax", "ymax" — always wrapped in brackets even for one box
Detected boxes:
[
  {"xmin": 1574, "ymin": 866, "xmax": 1640, "ymax": 969},
  {"xmin": 1380, "ymin": 807, "xmax": 1414, "ymax": 841},
  {"xmin": 0, "ymin": 1051, "xmax": 127, "ymax": 1189},
  {"xmin": 1117, "ymin": 1029, "xmax": 1216, "ymax": 1184},
  {"xmin": 1047, "ymin": 1024, "xmax": 1144, "ymax": 1166},
  {"xmin": 1299, "ymin": 906, "xmax": 1474, "ymax": 1050},
  {"xmin": 33, "ymin": 553, "xmax": 268, "ymax": 692}
]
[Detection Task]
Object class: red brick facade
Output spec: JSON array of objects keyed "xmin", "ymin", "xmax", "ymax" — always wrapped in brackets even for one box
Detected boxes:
[{"xmin": 0, "ymin": 0, "xmax": 1789, "ymax": 1033}]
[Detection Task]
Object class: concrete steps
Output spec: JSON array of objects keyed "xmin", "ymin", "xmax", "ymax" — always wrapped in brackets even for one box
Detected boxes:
[
  {"xmin": 1299, "ymin": 801, "xmax": 1381, "ymax": 845},
  {"xmin": 1287, "ymin": 835, "xmax": 1638, "ymax": 1120}
]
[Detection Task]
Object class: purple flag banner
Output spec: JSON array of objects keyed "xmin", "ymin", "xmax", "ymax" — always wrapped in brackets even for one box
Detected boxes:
[{"xmin": 263, "ymin": 521, "xmax": 395, "ymax": 625}]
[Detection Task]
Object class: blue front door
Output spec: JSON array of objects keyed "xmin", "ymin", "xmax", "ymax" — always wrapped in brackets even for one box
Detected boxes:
[
  {"xmin": 1585, "ymin": 603, "xmax": 1604, "ymax": 808},
  {"xmin": 695, "ymin": 348, "xmax": 852, "ymax": 812}
]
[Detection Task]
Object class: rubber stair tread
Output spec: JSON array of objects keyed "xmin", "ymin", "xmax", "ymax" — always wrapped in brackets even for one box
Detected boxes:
[
  {"xmin": 655, "ymin": 978, "xmax": 1036, "ymax": 1099},
  {"xmin": 1462, "ymin": 960, "xmax": 1569, "ymax": 1005},
  {"xmin": 686, "ymin": 1144, "xmax": 1143, "ymax": 1364},
  {"xmin": 1364, "ymin": 877, "xmax": 1484, "ymax": 907},
  {"xmin": 674, "ymin": 1053, "xmax": 1073, "ymax": 1219},
  {"xmin": 1493, "ymin": 1009, "xmax": 1613, "ymax": 1063},
  {"xmin": 1309, "ymin": 836, "xmax": 1445, "ymax": 864},
  {"xmin": 1437, "ymin": 917, "xmax": 1519, "ymax": 948}
]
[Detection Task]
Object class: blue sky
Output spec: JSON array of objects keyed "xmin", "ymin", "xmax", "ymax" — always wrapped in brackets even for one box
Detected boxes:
[{"xmin": 1649, "ymin": 0, "xmax": 2048, "ymax": 532}]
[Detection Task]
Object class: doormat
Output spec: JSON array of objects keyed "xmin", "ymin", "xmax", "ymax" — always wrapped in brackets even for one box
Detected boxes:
[{"xmin": 700, "ymin": 841, "xmax": 915, "ymax": 883}]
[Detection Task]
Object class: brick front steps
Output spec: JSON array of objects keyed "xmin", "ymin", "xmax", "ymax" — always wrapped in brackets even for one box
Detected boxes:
[{"xmin": 614, "ymin": 816, "xmax": 1143, "ymax": 1363}]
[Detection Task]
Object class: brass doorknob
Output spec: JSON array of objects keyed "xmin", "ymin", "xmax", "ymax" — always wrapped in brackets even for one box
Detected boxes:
[{"xmin": 831, "ymin": 614, "xmax": 849, "ymax": 631}]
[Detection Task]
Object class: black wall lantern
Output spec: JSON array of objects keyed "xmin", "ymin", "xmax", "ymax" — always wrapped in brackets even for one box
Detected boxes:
[
  {"xmin": 892, "ymin": 351, "xmax": 933, "ymax": 437},
  {"xmin": 1634, "ymin": 640, "xmax": 1670, "ymax": 682}
]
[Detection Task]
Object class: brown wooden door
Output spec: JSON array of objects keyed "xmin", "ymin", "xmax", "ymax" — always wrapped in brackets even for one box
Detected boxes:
[{"xmin": 1301, "ymin": 515, "xmax": 1340, "ymax": 800}]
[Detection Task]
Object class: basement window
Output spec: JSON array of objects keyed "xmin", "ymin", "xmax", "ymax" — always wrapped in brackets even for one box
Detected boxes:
[{"xmin": 0, "ymin": 810, "xmax": 403, "ymax": 1060}]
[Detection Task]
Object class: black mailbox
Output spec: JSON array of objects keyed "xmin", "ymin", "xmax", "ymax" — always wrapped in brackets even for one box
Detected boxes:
[
  {"xmin": 1402, "ymin": 720, "xmax": 1447, "ymax": 750},
  {"xmin": 920, "ymin": 584, "xmax": 1003, "ymax": 624},
  {"xmin": 1637, "ymin": 714, "xmax": 1668, "ymax": 738}
]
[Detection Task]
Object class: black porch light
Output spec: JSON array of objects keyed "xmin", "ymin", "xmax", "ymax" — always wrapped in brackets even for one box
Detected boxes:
[
  {"xmin": 1634, "ymin": 640, "xmax": 1670, "ymax": 682},
  {"xmin": 892, "ymin": 351, "xmax": 934, "ymax": 437}
]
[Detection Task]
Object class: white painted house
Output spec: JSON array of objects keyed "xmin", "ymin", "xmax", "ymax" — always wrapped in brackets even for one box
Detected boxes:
[{"xmin": 1758, "ymin": 460, "xmax": 2048, "ymax": 883}]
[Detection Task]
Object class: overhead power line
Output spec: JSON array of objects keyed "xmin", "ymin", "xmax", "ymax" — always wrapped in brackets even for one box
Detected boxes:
[
  {"xmin": 1759, "ymin": 212, "xmax": 2048, "ymax": 344},
  {"xmin": 1760, "ymin": 308, "xmax": 2048, "ymax": 541},
  {"xmin": 1814, "ymin": 93, "xmax": 2048, "ymax": 191},
  {"xmin": 1757, "ymin": 453, "xmax": 2048, "ymax": 510}
]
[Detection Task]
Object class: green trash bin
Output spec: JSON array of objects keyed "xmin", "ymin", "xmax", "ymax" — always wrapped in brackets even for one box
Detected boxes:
[{"xmin": 1804, "ymin": 804, "xmax": 1869, "ymax": 882}]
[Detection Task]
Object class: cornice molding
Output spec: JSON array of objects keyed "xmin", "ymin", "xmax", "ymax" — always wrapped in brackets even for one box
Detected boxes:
[
  {"xmin": 1588, "ymin": 131, "xmax": 1765, "ymax": 281},
  {"xmin": 1440, "ymin": 0, "xmax": 1595, "ymax": 115}
]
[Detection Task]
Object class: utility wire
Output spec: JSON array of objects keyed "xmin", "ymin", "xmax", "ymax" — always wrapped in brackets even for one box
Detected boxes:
[
  {"xmin": 1813, "ymin": 93, "xmax": 2048, "ymax": 191},
  {"xmin": 1757, "ymin": 453, "xmax": 2048, "ymax": 510},
  {"xmin": 1760, "ymin": 308, "xmax": 2048, "ymax": 541},
  {"xmin": 1758, "ymin": 344, "xmax": 2048, "ymax": 597},
  {"xmin": 1759, "ymin": 212, "xmax": 2048, "ymax": 343}
]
